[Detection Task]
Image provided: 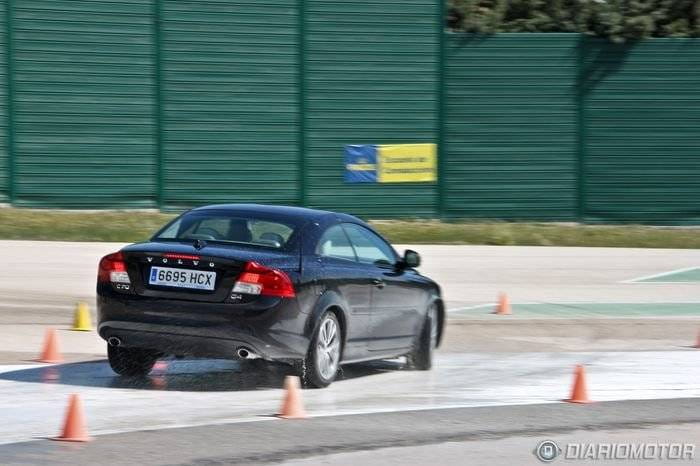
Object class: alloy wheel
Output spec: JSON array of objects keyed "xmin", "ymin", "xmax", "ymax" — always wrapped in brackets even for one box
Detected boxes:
[{"xmin": 316, "ymin": 315, "xmax": 340, "ymax": 380}]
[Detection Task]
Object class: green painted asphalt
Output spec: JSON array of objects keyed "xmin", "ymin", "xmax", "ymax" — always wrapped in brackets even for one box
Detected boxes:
[
  {"xmin": 450, "ymin": 302, "xmax": 700, "ymax": 318},
  {"xmin": 636, "ymin": 267, "xmax": 700, "ymax": 283}
]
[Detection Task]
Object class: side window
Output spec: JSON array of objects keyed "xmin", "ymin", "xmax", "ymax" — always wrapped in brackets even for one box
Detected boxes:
[
  {"xmin": 316, "ymin": 225, "xmax": 357, "ymax": 261},
  {"xmin": 342, "ymin": 223, "xmax": 396, "ymax": 266}
]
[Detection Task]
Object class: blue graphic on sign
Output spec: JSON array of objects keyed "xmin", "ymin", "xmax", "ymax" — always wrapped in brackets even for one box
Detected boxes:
[
  {"xmin": 150, "ymin": 268, "xmax": 157, "ymax": 281},
  {"xmin": 344, "ymin": 145, "xmax": 377, "ymax": 183}
]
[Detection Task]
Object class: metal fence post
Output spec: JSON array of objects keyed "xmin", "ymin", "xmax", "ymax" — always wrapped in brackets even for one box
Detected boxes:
[
  {"xmin": 436, "ymin": 0, "xmax": 446, "ymax": 218},
  {"xmin": 5, "ymin": 0, "xmax": 16, "ymax": 204},
  {"xmin": 152, "ymin": 0, "xmax": 165, "ymax": 210},
  {"xmin": 576, "ymin": 34, "xmax": 588, "ymax": 222},
  {"xmin": 297, "ymin": 0, "xmax": 307, "ymax": 207}
]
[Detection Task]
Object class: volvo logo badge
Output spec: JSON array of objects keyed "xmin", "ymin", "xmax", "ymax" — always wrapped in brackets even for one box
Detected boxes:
[
  {"xmin": 162, "ymin": 258, "xmax": 167, "ymax": 263},
  {"xmin": 209, "ymin": 262, "xmax": 215, "ymax": 267}
]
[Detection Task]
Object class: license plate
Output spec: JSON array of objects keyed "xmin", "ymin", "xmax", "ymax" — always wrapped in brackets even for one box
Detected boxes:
[{"xmin": 148, "ymin": 266, "xmax": 216, "ymax": 291}]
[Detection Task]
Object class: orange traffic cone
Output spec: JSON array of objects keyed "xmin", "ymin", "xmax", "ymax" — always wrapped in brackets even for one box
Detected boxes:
[
  {"xmin": 36, "ymin": 328, "xmax": 63, "ymax": 363},
  {"xmin": 565, "ymin": 364, "xmax": 592, "ymax": 404},
  {"xmin": 52, "ymin": 394, "xmax": 92, "ymax": 442},
  {"xmin": 277, "ymin": 376, "xmax": 307, "ymax": 419},
  {"xmin": 494, "ymin": 293, "xmax": 512, "ymax": 315}
]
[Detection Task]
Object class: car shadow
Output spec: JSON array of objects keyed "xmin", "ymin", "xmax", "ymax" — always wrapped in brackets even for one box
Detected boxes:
[{"xmin": 0, "ymin": 358, "xmax": 405, "ymax": 392}]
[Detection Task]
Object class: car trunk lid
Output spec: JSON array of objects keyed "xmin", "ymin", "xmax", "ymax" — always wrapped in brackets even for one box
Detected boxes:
[{"xmin": 121, "ymin": 241, "xmax": 298, "ymax": 303}]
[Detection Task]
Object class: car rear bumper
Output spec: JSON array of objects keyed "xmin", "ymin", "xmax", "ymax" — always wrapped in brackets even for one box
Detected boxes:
[{"xmin": 97, "ymin": 293, "xmax": 310, "ymax": 361}]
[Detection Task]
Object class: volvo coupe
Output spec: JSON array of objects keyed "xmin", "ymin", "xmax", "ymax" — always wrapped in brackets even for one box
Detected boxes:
[{"xmin": 97, "ymin": 204, "xmax": 444, "ymax": 387}]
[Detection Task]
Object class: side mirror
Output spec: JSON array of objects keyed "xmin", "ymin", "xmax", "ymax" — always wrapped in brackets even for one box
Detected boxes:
[{"xmin": 402, "ymin": 249, "xmax": 421, "ymax": 268}]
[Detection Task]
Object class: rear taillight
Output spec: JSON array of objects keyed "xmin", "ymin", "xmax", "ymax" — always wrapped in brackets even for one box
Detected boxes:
[
  {"xmin": 232, "ymin": 261, "xmax": 295, "ymax": 298},
  {"xmin": 98, "ymin": 251, "xmax": 130, "ymax": 284}
]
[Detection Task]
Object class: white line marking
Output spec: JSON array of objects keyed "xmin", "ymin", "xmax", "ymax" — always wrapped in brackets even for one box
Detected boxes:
[
  {"xmin": 448, "ymin": 315, "xmax": 700, "ymax": 321},
  {"xmin": 622, "ymin": 282, "xmax": 700, "ymax": 285},
  {"xmin": 86, "ymin": 415, "xmax": 277, "ymax": 441},
  {"xmin": 447, "ymin": 302, "xmax": 700, "ymax": 319},
  {"xmin": 448, "ymin": 302, "xmax": 552, "ymax": 313},
  {"xmin": 621, "ymin": 266, "xmax": 700, "ymax": 284},
  {"xmin": 449, "ymin": 301, "xmax": 700, "ymax": 313},
  {"xmin": 303, "ymin": 400, "xmax": 559, "ymax": 420},
  {"xmin": 447, "ymin": 303, "xmax": 495, "ymax": 313},
  {"xmin": 0, "ymin": 400, "xmax": 564, "ymax": 446}
]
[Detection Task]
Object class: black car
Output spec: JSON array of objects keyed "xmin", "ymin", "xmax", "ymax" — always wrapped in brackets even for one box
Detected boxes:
[{"xmin": 97, "ymin": 204, "xmax": 444, "ymax": 387}]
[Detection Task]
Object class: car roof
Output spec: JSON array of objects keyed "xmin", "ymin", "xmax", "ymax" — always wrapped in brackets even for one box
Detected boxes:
[{"xmin": 190, "ymin": 203, "xmax": 359, "ymax": 223}]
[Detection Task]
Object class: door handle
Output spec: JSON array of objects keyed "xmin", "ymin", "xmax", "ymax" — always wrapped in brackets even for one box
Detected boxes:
[{"xmin": 372, "ymin": 278, "xmax": 385, "ymax": 289}]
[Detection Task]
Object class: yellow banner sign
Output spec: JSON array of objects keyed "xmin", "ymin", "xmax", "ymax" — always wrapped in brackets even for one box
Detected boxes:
[{"xmin": 377, "ymin": 143, "xmax": 437, "ymax": 183}]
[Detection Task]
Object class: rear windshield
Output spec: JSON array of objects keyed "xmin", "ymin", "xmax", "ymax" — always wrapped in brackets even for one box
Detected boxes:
[{"xmin": 152, "ymin": 211, "xmax": 297, "ymax": 250}]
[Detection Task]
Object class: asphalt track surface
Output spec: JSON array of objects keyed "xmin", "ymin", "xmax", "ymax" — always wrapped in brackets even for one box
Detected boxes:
[
  {"xmin": 0, "ymin": 241, "xmax": 698, "ymax": 465},
  {"xmin": 2, "ymin": 400, "xmax": 699, "ymax": 465}
]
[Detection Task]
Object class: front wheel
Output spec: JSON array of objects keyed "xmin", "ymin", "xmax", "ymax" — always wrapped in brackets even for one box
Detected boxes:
[
  {"xmin": 296, "ymin": 312, "xmax": 342, "ymax": 388},
  {"xmin": 406, "ymin": 303, "xmax": 438, "ymax": 371},
  {"xmin": 107, "ymin": 344, "xmax": 159, "ymax": 376}
]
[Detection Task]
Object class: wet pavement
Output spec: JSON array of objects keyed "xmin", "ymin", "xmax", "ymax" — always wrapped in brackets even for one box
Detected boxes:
[{"xmin": 0, "ymin": 351, "xmax": 698, "ymax": 445}]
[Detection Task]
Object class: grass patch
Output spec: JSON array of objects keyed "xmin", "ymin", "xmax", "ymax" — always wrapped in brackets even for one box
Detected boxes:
[
  {"xmin": 0, "ymin": 209, "xmax": 175, "ymax": 243},
  {"xmin": 371, "ymin": 220, "xmax": 700, "ymax": 248},
  {"xmin": 0, "ymin": 208, "xmax": 698, "ymax": 248}
]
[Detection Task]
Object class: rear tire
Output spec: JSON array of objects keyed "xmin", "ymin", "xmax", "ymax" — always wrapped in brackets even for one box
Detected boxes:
[
  {"xmin": 406, "ymin": 304, "xmax": 437, "ymax": 371},
  {"xmin": 107, "ymin": 344, "xmax": 159, "ymax": 376},
  {"xmin": 295, "ymin": 312, "xmax": 341, "ymax": 388}
]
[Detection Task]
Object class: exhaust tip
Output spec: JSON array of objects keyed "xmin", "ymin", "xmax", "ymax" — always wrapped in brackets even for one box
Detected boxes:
[
  {"xmin": 237, "ymin": 347, "xmax": 260, "ymax": 359},
  {"xmin": 108, "ymin": 336, "xmax": 122, "ymax": 347}
]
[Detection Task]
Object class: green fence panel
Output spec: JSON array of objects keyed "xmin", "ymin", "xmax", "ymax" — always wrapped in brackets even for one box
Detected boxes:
[
  {"xmin": 160, "ymin": 0, "xmax": 300, "ymax": 209},
  {"xmin": 12, "ymin": 0, "xmax": 157, "ymax": 208},
  {"xmin": 304, "ymin": 0, "xmax": 440, "ymax": 217},
  {"xmin": 0, "ymin": 4, "xmax": 7, "ymax": 203},
  {"xmin": 582, "ymin": 38, "xmax": 700, "ymax": 223},
  {"xmin": 0, "ymin": 1, "xmax": 698, "ymax": 226},
  {"xmin": 444, "ymin": 34, "xmax": 579, "ymax": 220}
]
